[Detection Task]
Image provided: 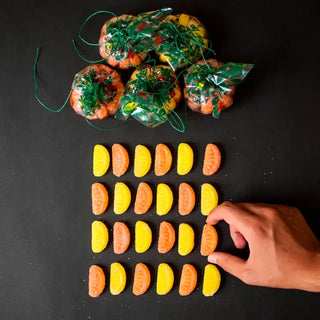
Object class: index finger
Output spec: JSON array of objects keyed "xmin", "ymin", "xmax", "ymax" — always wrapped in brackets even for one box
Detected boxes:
[{"xmin": 206, "ymin": 202, "xmax": 254, "ymax": 235}]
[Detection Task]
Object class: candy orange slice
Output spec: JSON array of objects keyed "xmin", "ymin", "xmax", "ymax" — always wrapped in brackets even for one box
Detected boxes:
[
  {"xmin": 155, "ymin": 143, "xmax": 172, "ymax": 176},
  {"xmin": 200, "ymin": 224, "xmax": 218, "ymax": 256},
  {"xmin": 88, "ymin": 265, "xmax": 105, "ymax": 297},
  {"xmin": 179, "ymin": 264, "xmax": 197, "ymax": 296},
  {"xmin": 133, "ymin": 263, "xmax": 151, "ymax": 296},
  {"xmin": 91, "ymin": 183, "xmax": 108, "ymax": 215},
  {"xmin": 134, "ymin": 182, "xmax": 153, "ymax": 214},
  {"xmin": 112, "ymin": 144, "xmax": 129, "ymax": 177},
  {"xmin": 178, "ymin": 183, "xmax": 195, "ymax": 215},
  {"xmin": 113, "ymin": 222, "xmax": 130, "ymax": 254},
  {"xmin": 203, "ymin": 144, "xmax": 221, "ymax": 176},
  {"xmin": 158, "ymin": 221, "xmax": 175, "ymax": 254}
]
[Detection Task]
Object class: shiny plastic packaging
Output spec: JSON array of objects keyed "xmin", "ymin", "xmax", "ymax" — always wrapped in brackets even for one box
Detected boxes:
[
  {"xmin": 116, "ymin": 65, "xmax": 181, "ymax": 127},
  {"xmin": 99, "ymin": 8, "xmax": 172, "ymax": 69},
  {"xmin": 70, "ymin": 64, "xmax": 124, "ymax": 120},
  {"xmin": 184, "ymin": 59, "xmax": 254, "ymax": 118},
  {"xmin": 155, "ymin": 13, "xmax": 208, "ymax": 71}
]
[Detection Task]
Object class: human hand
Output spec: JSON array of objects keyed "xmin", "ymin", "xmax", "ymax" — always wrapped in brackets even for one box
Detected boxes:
[{"xmin": 206, "ymin": 202, "xmax": 320, "ymax": 292}]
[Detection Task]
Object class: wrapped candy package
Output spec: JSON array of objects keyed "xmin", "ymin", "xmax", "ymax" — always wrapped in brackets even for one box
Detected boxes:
[
  {"xmin": 70, "ymin": 64, "xmax": 124, "ymax": 119},
  {"xmin": 116, "ymin": 65, "xmax": 181, "ymax": 127},
  {"xmin": 155, "ymin": 13, "xmax": 209, "ymax": 71},
  {"xmin": 99, "ymin": 8, "xmax": 172, "ymax": 69},
  {"xmin": 184, "ymin": 59, "xmax": 254, "ymax": 118}
]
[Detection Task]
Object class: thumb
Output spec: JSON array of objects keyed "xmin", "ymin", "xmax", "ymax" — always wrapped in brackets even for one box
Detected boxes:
[{"xmin": 208, "ymin": 252, "xmax": 246, "ymax": 279}]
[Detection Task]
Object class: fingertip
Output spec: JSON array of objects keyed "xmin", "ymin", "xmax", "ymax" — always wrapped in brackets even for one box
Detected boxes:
[
  {"xmin": 230, "ymin": 228, "xmax": 247, "ymax": 249},
  {"xmin": 208, "ymin": 253, "xmax": 217, "ymax": 264},
  {"xmin": 206, "ymin": 214, "xmax": 219, "ymax": 225},
  {"xmin": 234, "ymin": 241, "xmax": 247, "ymax": 249}
]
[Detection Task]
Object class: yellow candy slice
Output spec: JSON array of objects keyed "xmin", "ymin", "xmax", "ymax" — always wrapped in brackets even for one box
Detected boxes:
[
  {"xmin": 134, "ymin": 145, "xmax": 152, "ymax": 178},
  {"xmin": 178, "ymin": 223, "xmax": 194, "ymax": 256},
  {"xmin": 177, "ymin": 143, "xmax": 194, "ymax": 175},
  {"xmin": 93, "ymin": 144, "xmax": 110, "ymax": 177},
  {"xmin": 110, "ymin": 262, "xmax": 126, "ymax": 295},
  {"xmin": 156, "ymin": 183, "xmax": 173, "ymax": 216},
  {"xmin": 179, "ymin": 13, "xmax": 190, "ymax": 27},
  {"xmin": 91, "ymin": 221, "xmax": 108, "ymax": 253},
  {"xmin": 201, "ymin": 183, "xmax": 219, "ymax": 216},
  {"xmin": 202, "ymin": 264, "xmax": 221, "ymax": 297},
  {"xmin": 114, "ymin": 182, "xmax": 131, "ymax": 214},
  {"xmin": 156, "ymin": 263, "xmax": 174, "ymax": 295},
  {"xmin": 135, "ymin": 221, "xmax": 152, "ymax": 253}
]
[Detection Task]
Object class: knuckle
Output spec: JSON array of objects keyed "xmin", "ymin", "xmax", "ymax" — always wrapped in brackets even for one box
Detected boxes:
[
  {"xmin": 247, "ymin": 219, "xmax": 263, "ymax": 234},
  {"xmin": 221, "ymin": 201, "xmax": 233, "ymax": 208},
  {"xmin": 264, "ymin": 207, "xmax": 278, "ymax": 217},
  {"xmin": 262, "ymin": 207, "xmax": 279, "ymax": 222}
]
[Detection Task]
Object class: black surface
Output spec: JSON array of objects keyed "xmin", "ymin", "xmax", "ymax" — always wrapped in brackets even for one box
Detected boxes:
[{"xmin": 0, "ymin": 0, "xmax": 319, "ymax": 319}]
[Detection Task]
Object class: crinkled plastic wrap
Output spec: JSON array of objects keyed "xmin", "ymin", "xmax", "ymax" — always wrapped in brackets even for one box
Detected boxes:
[
  {"xmin": 70, "ymin": 64, "xmax": 124, "ymax": 120},
  {"xmin": 184, "ymin": 59, "xmax": 254, "ymax": 118},
  {"xmin": 116, "ymin": 65, "xmax": 181, "ymax": 127},
  {"xmin": 155, "ymin": 13, "xmax": 208, "ymax": 71},
  {"xmin": 99, "ymin": 8, "xmax": 172, "ymax": 69}
]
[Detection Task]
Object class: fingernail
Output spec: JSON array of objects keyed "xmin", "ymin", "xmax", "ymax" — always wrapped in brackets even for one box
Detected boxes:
[{"xmin": 208, "ymin": 254, "xmax": 217, "ymax": 264}]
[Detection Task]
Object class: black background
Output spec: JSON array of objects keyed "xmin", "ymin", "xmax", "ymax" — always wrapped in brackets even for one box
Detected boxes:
[{"xmin": 0, "ymin": 0, "xmax": 319, "ymax": 319}]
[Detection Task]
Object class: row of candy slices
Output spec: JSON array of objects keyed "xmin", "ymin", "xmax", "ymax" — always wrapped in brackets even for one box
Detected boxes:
[
  {"xmin": 92, "ymin": 221, "xmax": 218, "ymax": 256},
  {"xmin": 93, "ymin": 143, "xmax": 221, "ymax": 177},
  {"xmin": 89, "ymin": 263, "xmax": 220, "ymax": 297},
  {"xmin": 92, "ymin": 181, "xmax": 218, "ymax": 216}
]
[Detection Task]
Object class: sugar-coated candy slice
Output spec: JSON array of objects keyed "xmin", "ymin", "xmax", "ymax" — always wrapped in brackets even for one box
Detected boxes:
[
  {"xmin": 110, "ymin": 262, "xmax": 126, "ymax": 295},
  {"xmin": 156, "ymin": 183, "xmax": 173, "ymax": 216},
  {"xmin": 155, "ymin": 143, "xmax": 172, "ymax": 176},
  {"xmin": 91, "ymin": 183, "xmax": 109, "ymax": 215},
  {"xmin": 158, "ymin": 221, "xmax": 175, "ymax": 254},
  {"xmin": 114, "ymin": 182, "xmax": 131, "ymax": 214},
  {"xmin": 179, "ymin": 264, "xmax": 197, "ymax": 296},
  {"xmin": 134, "ymin": 182, "xmax": 153, "ymax": 214},
  {"xmin": 177, "ymin": 143, "xmax": 193, "ymax": 175},
  {"xmin": 178, "ymin": 183, "xmax": 195, "ymax": 215},
  {"xmin": 202, "ymin": 264, "xmax": 221, "ymax": 297},
  {"xmin": 91, "ymin": 221, "xmax": 109, "ymax": 253},
  {"xmin": 178, "ymin": 223, "xmax": 194, "ymax": 256},
  {"xmin": 203, "ymin": 144, "xmax": 221, "ymax": 176},
  {"xmin": 112, "ymin": 144, "xmax": 129, "ymax": 177},
  {"xmin": 134, "ymin": 144, "xmax": 151, "ymax": 177},
  {"xmin": 113, "ymin": 222, "xmax": 130, "ymax": 254},
  {"xmin": 156, "ymin": 263, "xmax": 174, "ymax": 295},
  {"xmin": 93, "ymin": 144, "xmax": 110, "ymax": 177},
  {"xmin": 201, "ymin": 183, "xmax": 218, "ymax": 216},
  {"xmin": 135, "ymin": 221, "xmax": 152, "ymax": 253},
  {"xmin": 88, "ymin": 265, "xmax": 105, "ymax": 297},
  {"xmin": 133, "ymin": 263, "xmax": 151, "ymax": 296},
  {"xmin": 200, "ymin": 224, "xmax": 218, "ymax": 256}
]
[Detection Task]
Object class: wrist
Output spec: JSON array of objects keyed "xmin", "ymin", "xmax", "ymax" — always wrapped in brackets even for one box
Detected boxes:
[{"xmin": 300, "ymin": 249, "xmax": 320, "ymax": 292}]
